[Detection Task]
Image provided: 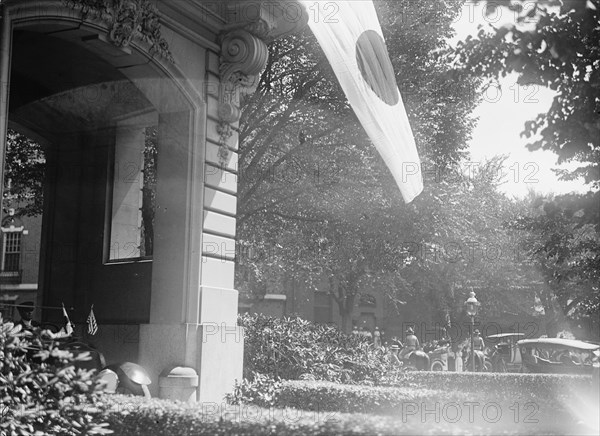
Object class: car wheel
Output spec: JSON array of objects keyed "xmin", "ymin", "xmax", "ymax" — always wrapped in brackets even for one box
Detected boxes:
[{"xmin": 431, "ymin": 361, "xmax": 444, "ymax": 371}]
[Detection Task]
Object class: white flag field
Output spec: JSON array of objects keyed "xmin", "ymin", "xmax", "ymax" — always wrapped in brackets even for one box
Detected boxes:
[{"xmin": 299, "ymin": 0, "xmax": 423, "ymax": 203}]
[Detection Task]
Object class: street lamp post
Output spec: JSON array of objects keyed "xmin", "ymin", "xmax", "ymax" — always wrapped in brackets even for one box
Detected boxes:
[{"xmin": 464, "ymin": 291, "xmax": 480, "ymax": 372}]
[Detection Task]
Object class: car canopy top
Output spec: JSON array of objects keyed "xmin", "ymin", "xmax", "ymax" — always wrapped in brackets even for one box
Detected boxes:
[{"xmin": 517, "ymin": 338, "xmax": 600, "ymax": 351}]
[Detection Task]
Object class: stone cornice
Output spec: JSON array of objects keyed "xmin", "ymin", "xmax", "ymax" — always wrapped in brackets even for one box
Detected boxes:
[{"xmin": 62, "ymin": 0, "xmax": 174, "ymax": 62}]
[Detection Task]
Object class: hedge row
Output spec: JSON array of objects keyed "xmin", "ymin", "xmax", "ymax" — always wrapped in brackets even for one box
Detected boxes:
[
  {"xmin": 94, "ymin": 394, "xmax": 588, "ymax": 436},
  {"xmin": 230, "ymin": 371, "xmax": 595, "ymax": 411},
  {"xmin": 242, "ymin": 378, "xmax": 594, "ymax": 426},
  {"xmin": 390, "ymin": 371, "xmax": 594, "ymax": 401},
  {"xmin": 273, "ymin": 380, "xmax": 489, "ymax": 414}
]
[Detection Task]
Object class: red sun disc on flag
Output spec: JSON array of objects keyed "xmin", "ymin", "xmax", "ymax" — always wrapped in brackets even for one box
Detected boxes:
[{"xmin": 355, "ymin": 30, "xmax": 400, "ymax": 106}]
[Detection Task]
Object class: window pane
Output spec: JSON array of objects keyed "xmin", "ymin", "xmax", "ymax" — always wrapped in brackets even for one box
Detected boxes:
[
  {"xmin": 108, "ymin": 112, "xmax": 158, "ymax": 261},
  {"xmin": 140, "ymin": 126, "xmax": 157, "ymax": 257}
]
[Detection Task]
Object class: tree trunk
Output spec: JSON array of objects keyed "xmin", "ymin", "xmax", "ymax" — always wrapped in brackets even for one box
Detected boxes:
[
  {"xmin": 329, "ymin": 271, "xmax": 359, "ymax": 334},
  {"xmin": 340, "ymin": 309, "xmax": 352, "ymax": 334}
]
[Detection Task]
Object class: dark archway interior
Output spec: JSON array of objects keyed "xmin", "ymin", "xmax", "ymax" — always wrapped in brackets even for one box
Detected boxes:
[
  {"xmin": 7, "ymin": 26, "xmax": 155, "ymax": 336},
  {"xmin": 10, "ymin": 29, "xmax": 153, "ymax": 139},
  {"xmin": 11, "ymin": 29, "xmax": 125, "ymax": 110}
]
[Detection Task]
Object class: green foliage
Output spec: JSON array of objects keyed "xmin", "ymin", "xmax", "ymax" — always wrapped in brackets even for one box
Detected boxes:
[
  {"xmin": 3, "ymin": 129, "xmax": 45, "ymax": 218},
  {"xmin": 239, "ymin": 313, "xmax": 397, "ymax": 384},
  {"xmin": 0, "ymin": 316, "xmax": 110, "ymax": 435},
  {"xmin": 456, "ymin": 0, "xmax": 600, "ymax": 188},
  {"xmin": 227, "ymin": 372, "xmax": 284, "ymax": 407},
  {"xmin": 510, "ymin": 192, "xmax": 600, "ymax": 332},
  {"xmin": 236, "ymin": 0, "xmax": 481, "ymax": 331},
  {"xmin": 244, "ymin": 380, "xmax": 485, "ymax": 414},
  {"xmin": 93, "ymin": 394, "xmax": 480, "ymax": 436},
  {"xmin": 391, "ymin": 371, "xmax": 593, "ymax": 401},
  {"xmin": 95, "ymin": 378, "xmax": 594, "ymax": 436},
  {"xmin": 454, "ymin": 0, "xmax": 600, "ymax": 333},
  {"xmin": 239, "ymin": 374, "xmax": 591, "ymax": 415}
]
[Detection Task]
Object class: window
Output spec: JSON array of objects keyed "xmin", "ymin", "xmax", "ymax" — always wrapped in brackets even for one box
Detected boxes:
[
  {"xmin": 314, "ymin": 291, "xmax": 332, "ymax": 324},
  {"xmin": 2, "ymin": 231, "xmax": 22, "ymax": 272},
  {"xmin": 107, "ymin": 111, "xmax": 158, "ymax": 261}
]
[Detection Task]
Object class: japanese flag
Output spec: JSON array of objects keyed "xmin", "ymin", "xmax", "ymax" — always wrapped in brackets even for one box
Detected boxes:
[{"xmin": 300, "ymin": 0, "xmax": 423, "ymax": 203}]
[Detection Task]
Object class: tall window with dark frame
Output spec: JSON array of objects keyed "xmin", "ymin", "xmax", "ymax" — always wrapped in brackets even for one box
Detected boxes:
[
  {"xmin": 108, "ymin": 118, "xmax": 158, "ymax": 261},
  {"xmin": 140, "ymin": 126, "xmax": 157, "ymax": 257},
  {"xmin": 3, "ymin": 231, "xmax": 22, "ymax": 272}
]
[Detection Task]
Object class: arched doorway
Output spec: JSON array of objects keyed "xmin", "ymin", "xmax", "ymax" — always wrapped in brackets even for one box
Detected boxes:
[
  {"xmin": 1, "ymin": 0, "xmax": 300, "ymax": 403},
  {"xmin": 3, "ymin": 4, "xmax": 210, "ymax": 390}
]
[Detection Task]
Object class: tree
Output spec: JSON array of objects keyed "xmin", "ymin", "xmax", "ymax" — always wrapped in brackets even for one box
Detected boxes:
[
  {"xmin": 390, "ymin": 156, "xmax": 542, "ymax": 326},
  {"xmin": 455, "ymin": 0, "xmax": 600, "ymax": 188},
  {"xmin": 2, "ymin": 129, "xmax": 46, "ymax": 218},
  {"xmin": 511, "ymin": 193, "xmax": 600, "ymax": 336},
  {"xmin": 455, "ymin": 0, "xmax": 599, "ymax": 336},
  {"xmin": 236, "ymin": 0, "xmax": 492, "ymax": 332}
]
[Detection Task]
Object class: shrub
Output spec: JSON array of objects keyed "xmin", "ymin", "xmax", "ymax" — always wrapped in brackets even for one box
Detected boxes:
[
  {"xmin": 239, "ymin": 313, "xmax": 395, "ymax": 384},
  {"xmin": 389, "ymin": 371, "xmax": 594, "ymax": 401},
  {"xmin": 257, "ymin": 378, "xmax": 582, "ymax": 415},
  {"xmin": 227, "ymin": 372, "xmax": 284, "ymax": 407},
  {"xmin": 245, "ymin": 379, "xmax": 487, "ymax": 413},
  {"xmin": 0, "ymin": 316, "xmax": 110, "ymax": 435},
  {"xmin": 95, "ymin": 389, "xmax": 590, "ymax": 436}
]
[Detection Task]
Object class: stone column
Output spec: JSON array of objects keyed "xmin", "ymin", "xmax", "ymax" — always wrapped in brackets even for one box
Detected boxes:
[{"xmin": 138, "ymin": 26, "xmax": 269, "ymax": 404}]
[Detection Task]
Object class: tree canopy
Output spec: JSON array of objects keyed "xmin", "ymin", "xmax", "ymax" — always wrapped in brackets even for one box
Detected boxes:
[
  {"xmin": 2, "ymin": 129, "xmax": 45, "ymax": 219},
  {"xmin": 234, "ymin": 0, "xmax": 545, "ymax": 332},
  {"xmin": 456, "ymin": 0, "xmax": 599, "ymax": 188},
  {"xmin": 455, "ymin": 0, "xmax": 599, "ymax": 335}
]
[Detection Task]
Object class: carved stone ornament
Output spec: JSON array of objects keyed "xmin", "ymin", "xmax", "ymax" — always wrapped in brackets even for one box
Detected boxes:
[
  {"xmin": 219, "ymin": 29, "xmax": 269, "ymax": 87},
  {"xmin": 217, "ymin": 29, "xmax": 268, "ymax": 125},
  {"xmin": 109, "ymin": 0, "xmax": 142, "ymax": 48},
  {"xmin": 62, "ymin": 0, "xmax": 173, "ymax": 62}
]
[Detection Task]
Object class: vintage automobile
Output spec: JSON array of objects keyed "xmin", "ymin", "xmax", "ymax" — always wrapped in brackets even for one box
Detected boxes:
[
  {"xmin": 486, "ymin": 332, "xmax": 525, "ymax": 372},
  {"xmin": 428, "ymin": 341, "xmax": 464, "ymax": 372},
  {"xmin": 517, "ymin": 338, "xmax": 600, "ymax": 375}
]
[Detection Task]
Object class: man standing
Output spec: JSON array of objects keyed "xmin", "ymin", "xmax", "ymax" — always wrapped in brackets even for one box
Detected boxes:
[
  {"xmin": 471, "ymin": 329, "xmax": 486, "ymax": 370},
  {"xmin": 373, "ymin": 326, "xmax": 381, "ymax": 347},
  {"xmin": 473, "ymin": 329, "xmax": 485, "ymax": 351},
  {"xmin": 14, "ymin": 301, "xmax": 73, "ymax": 339}
]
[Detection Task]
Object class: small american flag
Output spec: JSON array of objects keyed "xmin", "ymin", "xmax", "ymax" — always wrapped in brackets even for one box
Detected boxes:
[{"xmin": 87, "ymin": 305, "xmax": 98, "ymax": 335}]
